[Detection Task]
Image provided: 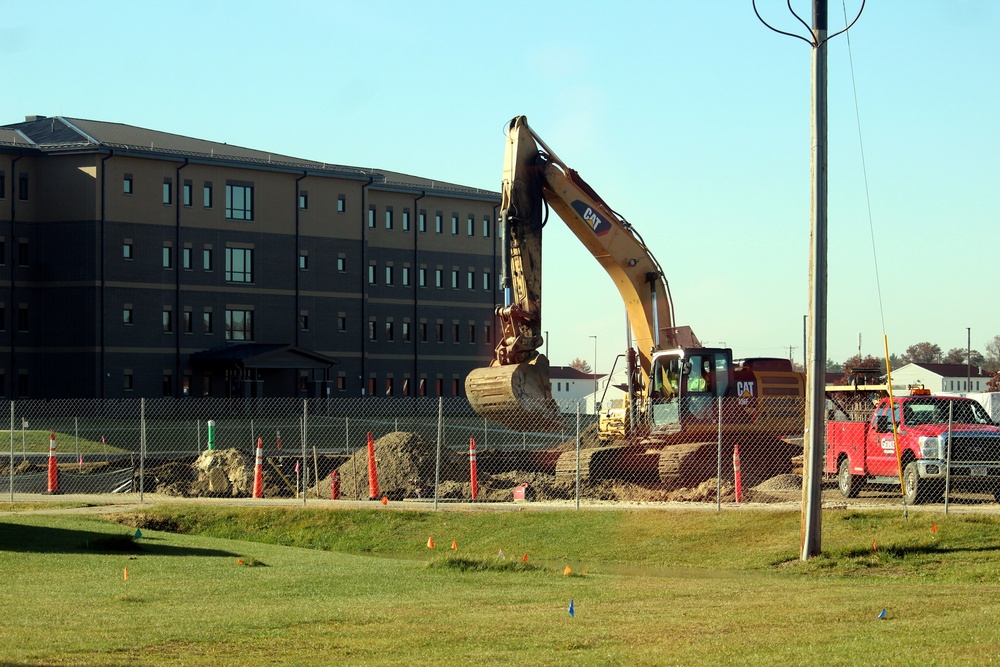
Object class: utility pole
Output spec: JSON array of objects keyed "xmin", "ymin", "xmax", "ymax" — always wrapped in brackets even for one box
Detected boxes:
[
  {"xmin": 753, "ymin": 0, "xmax": 863, "ymax": 560},
  {"xmin": 967, "ymin": 327, "xmax": 972, "ymax": 392}
]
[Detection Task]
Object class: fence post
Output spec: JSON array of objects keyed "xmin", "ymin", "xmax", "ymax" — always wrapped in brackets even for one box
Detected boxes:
[
  {"xmin": 301, "ymin": 400, "xmax": 308, "ymax": 506},
  {"xmin": 945, "ymin": 402, "xmax": 953, "ymax": 515},
  {"xmin": 434, "ymin": 397, "xmax": 443, "ymax": 510},
  {"xmin": 717, "ymin": 396, "xmax": 723, "ymax": 512},
  {"xmin": 140, "ymin": 398, "xmax": 145, "ymax": 502},
  {"xmin": 8, "ymin": 401, "xmax": 13, "ymax": 502},
  {"xmin": 575, "ymin": 402, "xmax": 581, "ymax": 510}
]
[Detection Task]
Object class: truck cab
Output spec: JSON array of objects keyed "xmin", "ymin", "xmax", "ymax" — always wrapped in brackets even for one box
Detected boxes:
[{"xmin": 827, "ymin": 392, "xmax": 1000, "ymax": 504}]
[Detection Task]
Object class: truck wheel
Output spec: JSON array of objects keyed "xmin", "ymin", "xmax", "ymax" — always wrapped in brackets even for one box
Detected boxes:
[
  {"xmin": 838, "ymin": 458, "xmax": 862, "ymax": 498},
  {"xmin": 903, "ymin": 461, "xmax": 927, "ymax": 505}
]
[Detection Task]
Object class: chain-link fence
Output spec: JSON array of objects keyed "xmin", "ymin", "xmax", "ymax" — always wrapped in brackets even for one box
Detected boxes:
[{"xmin": 4, "ymin": 394, "xmax": 1000, "ymax": 511}]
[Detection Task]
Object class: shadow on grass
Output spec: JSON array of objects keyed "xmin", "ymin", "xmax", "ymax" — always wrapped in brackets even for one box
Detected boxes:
[
  {"xmin": 840, "ymin": 542, "xmax": 1000, "ymax": 559},
  {"xmin": 0, "ymin": 521, "xmax": 238, "ymax": 557}
]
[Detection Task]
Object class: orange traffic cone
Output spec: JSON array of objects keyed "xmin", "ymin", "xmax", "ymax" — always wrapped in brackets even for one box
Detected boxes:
[
  {"xmin": 563, "ymin": 565, "xmax": 572, "ymax": 576},
  {"xmin": 251, "ymin": 437, "xmax": 264, "ymax": 499},
  {"xmin": 451, "ymin": 540, "xmax": 457, "ymax": 551},
  {"xmin": 427, "ymin": 536, "xmax": 435, "ymax": 549},
  {"xmin": 46, "ymin": 429, "xmax": 59, "ymax": 494},
  {"xmin": 522, "ymin": 553, "xmax": 528, "ymax": 563}
]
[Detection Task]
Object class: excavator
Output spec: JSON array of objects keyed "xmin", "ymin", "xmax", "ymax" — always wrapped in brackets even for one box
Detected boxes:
[{"xmin": 465, "ymin": 116, "xmax": 805, "ymax": 487}]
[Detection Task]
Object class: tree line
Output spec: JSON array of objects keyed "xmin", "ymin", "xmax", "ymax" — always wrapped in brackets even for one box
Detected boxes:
[{"xmin": 826, "ymin": 335, "xmax": 1000, "ymax": 391}]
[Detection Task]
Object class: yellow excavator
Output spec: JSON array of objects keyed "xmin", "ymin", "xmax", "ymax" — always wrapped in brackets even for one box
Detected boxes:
[{"xmin": 466, "ymin": 116, "xmax": 804, "ymax": 485}]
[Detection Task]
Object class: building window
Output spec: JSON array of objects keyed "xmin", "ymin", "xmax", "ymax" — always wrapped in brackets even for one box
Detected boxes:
[
  {"xmin": 226, "ymin": 183, "xmax": 254, "ymax": 220},
  {"xmin": 123, "ymin": 370, "xmax": 133, "ymax": 391},
  {"xmin": 162, "ymin": 373, "xmax": 172, "ymax": 396},
  {"xmin": 225, "ymin": 247, "xmax": 254, "ymax": 283},
  {"xmin": 299, "ymin": 190, "xmax": 308, "ymax": 210},
  {"xmin": 0, "ymin": 239, "xmax": 5, "ymax": 265},
  {"xmin": 225, "ymin": 309, "xmax": 253, "ymax": 341},
  {"xmin": 467, "ymin": 271, "xmax": 474, "ymax": 290},
  {"xmin": 183, "ymin": 309, "xmax": 193, "ymax": 334},
  {"xmin": 419, "ymin": 211, "xmax": 427, "ymax": 233},
  {"xmin": 204, "ymin": 182, "xmax": 213, "ymax": 208},
  {"xmin": 368, "ymin": 264, "xmax": 376, "ymax": 285},
  {"xmin": 0, "ymin": 172, "xmax": 4, "ymax": 199},
  {"xmin": 385, "ymin": 266, "xmax": 393, "ymax": 285},
  {"xmin": 182, "ymin": 247, "xmax": 192, "ymax": 270},
  {"xmin": 300, "ymin": 311, "xmax": 309, "ymax": 330},
  {"xmin": 435, "ymin": 269, "xmax": 442, "ymax": 288},
  {"xmin": 122, "ymin": 242, "xmax": 133, "ymax": 260},
  {"xmin": 203, "ymin": 248, "xmax": 213, "ymax": 271},
  {"xmin": 453, "ymin": 323, "xmax": 461, "ymax": 343},
  {"xmin": 299, "ymin": 253, "xmax": 308, "ymax": 270},
  {"xmin": 123, "ymin": 306, "xmax": 133, "ymax": 325},
  {"xmin": 402, "ymin": 266, "xmax": 411, "ymax": 287},
  {"xmin": 468, "ymin": 323, "xmax": 476, "ymax": 343},
  {"xmin": 385, "ymin": 321, "xmax": 394, "ymax": 342},
  {"xmin": 385, "ymin": 208, "xmax": 393, "ymax": 230},
  {"xmin": 451, "ymin": 270, "xmax": 459, "ymax": 289},
  {"xmin": 162, "ymin": 308, "xmax": 173, "ymax": 333},
  {"xmin": 123, "ymin": 175, "xmax": 133, "ymax": 195},
  {"xmin": 163, "ymin": 179, "xmax": 172, "ymax": 205},
  {"xmin": 419, "ymin": 322, "xmax": 428, "ymax": 343},
  {"xmin": 483, "ymin": 272, "xmax": 491, "ymax": 290},
  {"xmin": 467, "ymin": 215, "xmax": 475, "ymax": 236},
  {"xmin": 338, "ymin": 315, "xmax": 346, "ymax": 332},
  {"xmin": 337, "ymin": 257, "xmax": 346, "ymax": 272},
  {"xmin": 452, "ymin": 378, "xmax": 460, "ymax": 396},
  {"xmin": 368, "ymin": 206, "xmax": 375, "ymax": 229},
  {"xmin": 368, "ymin": 320, "xmax": 377, "ymax": 341},
  {"xmin": 402, "ymin": 209, "xmax": 410, "ymax": 231},
  {"xmin": 183, "ymin": 181, "xmax": 192, "ymax": 207},
  {"xmin": 162, "ymin": 246, "xmax": 172, "ymax": 269},
  {"xmin": 16, "ymin": 305, "xmax": 27, "ymax": 332},
  {"xmin": 436, "ymin": 378, "xmax": 443, "ymax": 396},
  {"xmin": 418, "ymin": 268, "xmax": 427, "ymax": 287},
  {"xmin": 17, "ymin": 240, "xmax": 28, "ymax": 267},
  {"xmin": 436, "ymin": 323, "xmax": 444, "ymax": 343},
  {"xmin": 484, "ymin": 324, "xmax": 491, "ymax": 342},
  {"xmin": 17, "ymin": 370, "xmax": 28, "ymax": 397},
  {"xmin": 451, "ymin": 214, "xmax": 458, "ymax": 235},
  {"xmin": 402, "ymin": 321, "xmax": 411, "ymax": 342},
  {"xmin": 483, "ymin": 216, "xmax": 491, "ymax": 237},
  {"xmin": 203, "ymin": 310, "xmax": 213, "ymax": 334},
  {"xmin": 337, "ymin": 194, "xmax": 346, "ymax": 213},
  {"xmin": 18, "ymin": 173, "xmax": 28, "ymax": 201},
  {"xmin": 435, "ymin": 213, "xmax": 443, "ymax": 234},
  {"xmin": 337, "ymin": 375, "xmax": 346, "ymax": 391}
]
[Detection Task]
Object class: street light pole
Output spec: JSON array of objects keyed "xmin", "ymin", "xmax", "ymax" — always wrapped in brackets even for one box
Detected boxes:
[{"xmin": 589, "ymin": 335, "xmax": 598, "ymax": 412}]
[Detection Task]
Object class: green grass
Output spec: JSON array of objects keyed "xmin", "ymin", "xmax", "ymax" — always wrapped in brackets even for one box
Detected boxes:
[
  {"xmin": 0, "ymin": 429, "xmax": 128, "ymax": 454},
  {"xmin": 3, "ymin": 506, "xmax": 1000, "ymax": 665}
]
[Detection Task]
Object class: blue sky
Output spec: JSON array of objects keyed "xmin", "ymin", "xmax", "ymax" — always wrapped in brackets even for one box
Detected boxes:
[{"xmin": 3, "ymin": 1, "xmax": 997, "ymax": 378}]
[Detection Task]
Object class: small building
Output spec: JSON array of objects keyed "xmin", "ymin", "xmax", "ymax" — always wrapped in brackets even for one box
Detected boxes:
[
  {"xmin": 890, "ymin": 363, "xmax": 991, "ymax": 395},
  {"xmin": 549, "ymin": 366, "xmax": 606, "ymax": 412}
]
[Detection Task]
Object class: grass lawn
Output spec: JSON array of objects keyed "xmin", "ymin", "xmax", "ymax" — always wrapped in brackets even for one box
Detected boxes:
[{"xmin": 2, "ymin": 505, "xmax": 1000, "ymax": 666}]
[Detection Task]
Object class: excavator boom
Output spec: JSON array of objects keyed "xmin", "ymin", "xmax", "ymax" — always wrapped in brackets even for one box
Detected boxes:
[{"xmin": 466, "ymin": 116, "xmax": 690, "ymax": 431}]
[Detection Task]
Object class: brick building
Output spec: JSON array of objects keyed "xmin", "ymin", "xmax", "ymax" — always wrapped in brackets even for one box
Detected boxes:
[{"xmin": 0, "ymin": 115, "xmax": 501, "ymax": 399}]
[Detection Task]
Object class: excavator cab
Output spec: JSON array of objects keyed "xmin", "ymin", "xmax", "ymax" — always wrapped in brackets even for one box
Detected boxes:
[{"xmin": 648, "ymin": 349, "xmax": 733, "ymax": 430}]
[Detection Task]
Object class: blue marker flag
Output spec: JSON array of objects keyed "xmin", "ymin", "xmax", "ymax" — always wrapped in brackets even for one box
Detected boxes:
[
  {"xmin": 877, "ymin": 609, "xmax": 887, "ymax": 620},
  {"xmin": 568, "ymin": 600, "xmax": 575, "ymax": 617}
]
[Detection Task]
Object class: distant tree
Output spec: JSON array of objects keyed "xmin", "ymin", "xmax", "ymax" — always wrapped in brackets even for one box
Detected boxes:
[
  {"xmin": 988, "ymin": 371, "xmax": 1000, "ymax": 393},
  {"xmin": 569, "ymin": 358, "xmax": 592, "ymax": 374},
  {"xmin": 943, "ymin": 347, "xmax": 985, "ymax": 366},
  {"xmin": 838, "ymin": 354, "xmax": 886, "ymax": 385},
  {"xmin": 901, "ymin": 342, "xmax": 942, "ymax": 365},
  {"xmin": 984, "ymin": 335, "xmax": 1000, "ymax": 373},
  {"xmin": 826, "ymin": 358, "xmax": 842, "ymax": 373},
  {"xmin": 888, "ymin": 353, "xmax": 904, "ymax": 371}
]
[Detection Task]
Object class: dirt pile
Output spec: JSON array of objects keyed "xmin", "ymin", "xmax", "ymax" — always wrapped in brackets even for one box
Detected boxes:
[{"xmin": 142, "ymin": 448, "xmax": 254, "ymax": 497}]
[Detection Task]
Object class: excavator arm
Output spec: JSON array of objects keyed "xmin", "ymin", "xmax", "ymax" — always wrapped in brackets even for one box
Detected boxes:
[{"xmin": 466, "ymin": 116, "xmax": 699, "ymax": 431}]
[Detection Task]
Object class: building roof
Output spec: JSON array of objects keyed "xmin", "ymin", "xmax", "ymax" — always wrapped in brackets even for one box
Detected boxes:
[
  {"xmin": 189, "ymin": 343, "xmax": 335, "ymax": 370},
  {"xmin": 899, "ymin": 362, "xmax": 989, "ymax": 378},
  {"xmin": 1, "ymin": 115, "xmax": 499, "ymax": 201},
  {"xmin": 549, "ymin": 366, "xmax": 604, "ymax": 381}
]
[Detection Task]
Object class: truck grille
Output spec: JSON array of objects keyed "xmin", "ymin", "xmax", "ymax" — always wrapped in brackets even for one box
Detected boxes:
[{"xmin": 947, "ymin": 434, "xmax": 1000, "ymax": 462}]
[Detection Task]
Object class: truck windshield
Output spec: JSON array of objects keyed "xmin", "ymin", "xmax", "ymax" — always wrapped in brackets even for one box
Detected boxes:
[{"xmin": 902, "ymin": 399, "xmax": 993, "ymax": 426}]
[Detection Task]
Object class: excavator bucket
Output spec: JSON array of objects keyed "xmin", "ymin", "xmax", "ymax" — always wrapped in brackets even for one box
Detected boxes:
[{"xmin": 465, "ymin": 355, "xmax": 565, "ymax": 432}]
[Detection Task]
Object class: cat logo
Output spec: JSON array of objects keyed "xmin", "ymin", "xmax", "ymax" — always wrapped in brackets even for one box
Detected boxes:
[
  {"xmin": 570, "ymin": 200, "xmax": 612, "ymax": 236},
  {"xmin": 737, "ymin": 381, "xmax": 756, "ymax": 399}
]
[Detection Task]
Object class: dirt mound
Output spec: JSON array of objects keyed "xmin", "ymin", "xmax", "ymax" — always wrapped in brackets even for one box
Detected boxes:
[
  {"xmin": 319, "ymin": 432, "xmax": 467, "ymax": 500},
  {"xmin": 753, "ymin": 474, "xmax": 801, "ymax": 492},
  {"xmin": 666, "ymin": 478, "xmax": 735, "ymax": 503}
]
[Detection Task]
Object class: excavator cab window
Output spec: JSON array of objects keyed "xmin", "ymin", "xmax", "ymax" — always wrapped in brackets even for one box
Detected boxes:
[{"xmin": 650, "ymin": 351, "xmax": 732, "ymax": 427}]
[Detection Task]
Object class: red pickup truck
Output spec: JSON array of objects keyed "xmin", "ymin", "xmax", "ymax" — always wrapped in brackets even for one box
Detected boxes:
[{"xmin": 826, "ymin": 392, "xmax": 1000, "ymax": 504}]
